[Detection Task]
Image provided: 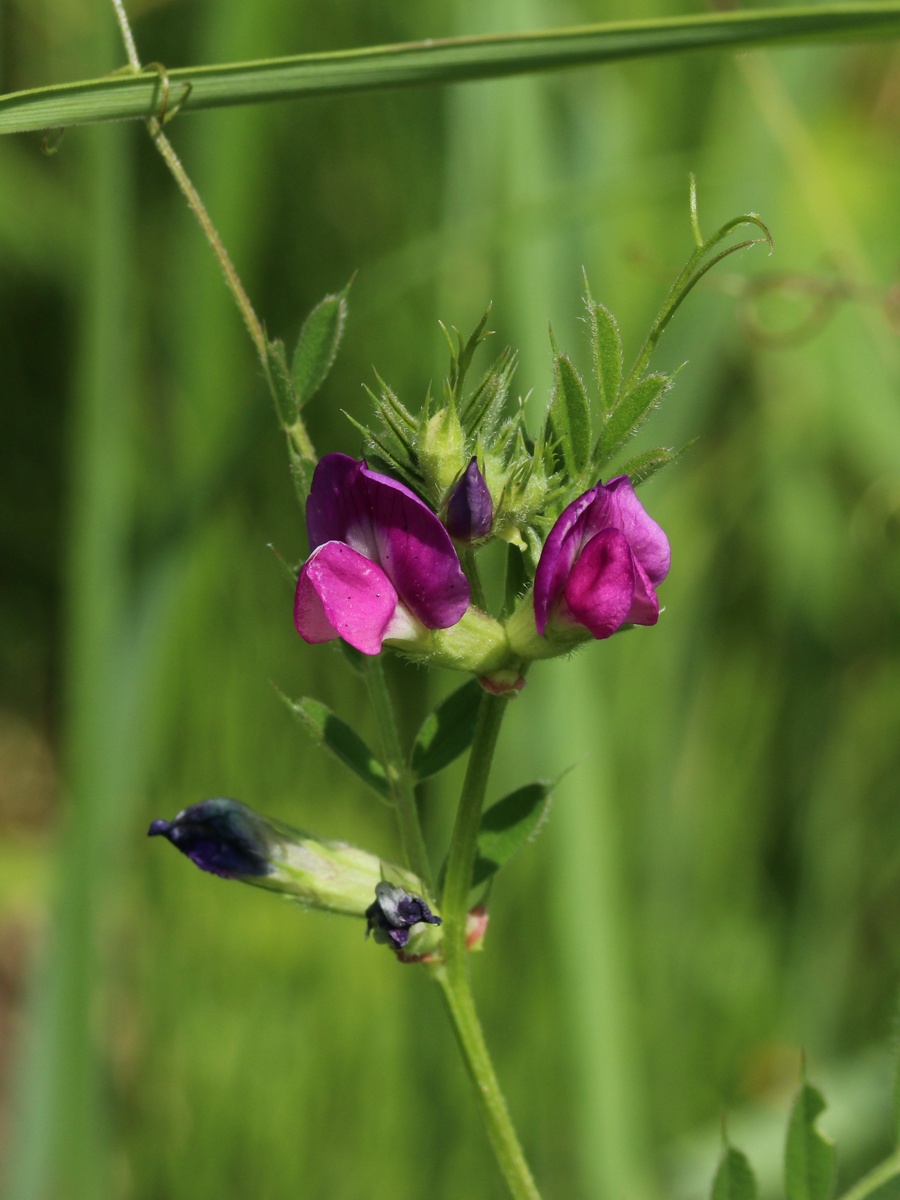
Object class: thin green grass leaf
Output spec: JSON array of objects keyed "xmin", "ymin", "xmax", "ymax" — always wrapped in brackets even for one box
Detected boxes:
[{"xmin": 3, "ymin": 7, "xmax": 900, "ymax": 133}]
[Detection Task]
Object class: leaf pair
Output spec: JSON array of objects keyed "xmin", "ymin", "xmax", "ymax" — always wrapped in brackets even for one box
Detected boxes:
[
  {"xmin": 267, "ymin": 284, "xmax": 350, "ymax": 430},
  {"xmin": 712, "ymin": 1081, "xmax": 837, "ymax": 1200},
  {"xmin": 282, "ymin": 678, "xmax": 552, "ymax": 889}
]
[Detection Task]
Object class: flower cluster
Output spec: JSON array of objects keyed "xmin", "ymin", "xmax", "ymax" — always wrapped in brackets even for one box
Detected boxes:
[{"xmin": 293, "ymin": 452, "xmax": 669, "ymax": 674}]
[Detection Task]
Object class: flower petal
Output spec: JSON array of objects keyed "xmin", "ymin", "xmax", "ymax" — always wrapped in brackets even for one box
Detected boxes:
[
  {"xmin": 294, "ymin": 541, "xmax": 399, "ymax": 656},
  {"xmin": 562, "ymin": 529, "xmax": 636, "ymax": 639},
  {"xmin": 625, "ymin": 557, "xmax": 660, "ymax": 626},
  {"xmin": 360, "ymin": 463, "xmax": 470, "ymax": 628},
  {"xmin": 602, "ymin": 476, "xmax": 671, "ymax": 585},
  {"xmin": 533, "ymin": 485, "xmax": 602, "ymax": 634},
  {"xmin": 305, "ymin": 454, "xmax": 375, "ymax": 554}
]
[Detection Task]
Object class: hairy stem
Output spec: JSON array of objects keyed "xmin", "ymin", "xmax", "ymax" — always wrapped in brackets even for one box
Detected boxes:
[
  {"xmin": 436, "ymin": 690, "xmax": 541, "ymax": 1199},
  {"xmin": 364, "ymin": 657, "xmax": 433, "ymax": 894}
]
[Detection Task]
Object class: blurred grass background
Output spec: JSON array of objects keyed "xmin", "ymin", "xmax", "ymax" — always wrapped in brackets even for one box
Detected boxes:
[{"xmin": 2, "ymin": 0, "xmax": 900, "ymax": 1197}]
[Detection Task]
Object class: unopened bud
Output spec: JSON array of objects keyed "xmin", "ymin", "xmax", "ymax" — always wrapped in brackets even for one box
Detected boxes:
[{"xmin": 445, "ymin": 457, "xmax": 493, "ymax": 541}]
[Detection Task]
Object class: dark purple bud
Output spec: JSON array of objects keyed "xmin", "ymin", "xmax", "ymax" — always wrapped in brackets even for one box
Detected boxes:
[
  {"xmin": 445, "ymin": 457, "xmax": 493, "ymax": 541},
  {"xmin": 365, "ymin": 881, "xmax": 442, "ymax": 949},
  {"xmin": 148, "ymin": 798, "xmax": 274, "ymax": 880}
]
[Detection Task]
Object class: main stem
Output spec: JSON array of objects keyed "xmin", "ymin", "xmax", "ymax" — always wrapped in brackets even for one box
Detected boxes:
[
  {"xmin": 364, "ymin": 657, "xmax": 433, "ymax": 894},
  {"xmin": 437, "ymin": 692, "xmax": 543, "ymax": 1200}
]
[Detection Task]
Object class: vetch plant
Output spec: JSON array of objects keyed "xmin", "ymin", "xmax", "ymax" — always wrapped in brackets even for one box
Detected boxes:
[
  {"xmin": 12, "ymin": 1, "xmax": 893, "ymax": 1196},
  {"xmin": 145, "ymin": 154, "xmax": 796, "ymax": 1193}
]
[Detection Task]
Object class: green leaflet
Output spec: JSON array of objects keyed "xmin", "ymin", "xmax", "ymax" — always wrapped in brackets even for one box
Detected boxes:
[
  {"xmin": 712, "ymin": 1145, "xmax": 758, "ymax": 1200},
  {"xmin": 472, "ymin": 781, "xmax": 552, "ymax": 888},
  {"xmin": 548, "ymin": 341, "xmax": 592, "ymax": 479},
  {"xmin": 616, "ymin": 444, "xmax": 683, "ymax": 487},
  {"xmin": 785, "ymin": 1082, "xmax": 837, "ymax": 1200},
  {"xmin": 292, "ymin": 286, "xmax": 350, "ymax": 409},
  {"xmin": 587, "ymin": 296, "xmax": 623, "ymax": 417},
  {"xmin": 410, "ymin": 679, "xmax": 482, "ymax": 781},
  {"xmin": 280, "ymin": 693, "xmax": 390, "ymax": 801},
  {"xmin": 595, "ymin": 372, "xmax": 671, "ymax": 466},
  {"xmin": 265, "ymin": 338, "xmax": 297, "ymax": 427}
]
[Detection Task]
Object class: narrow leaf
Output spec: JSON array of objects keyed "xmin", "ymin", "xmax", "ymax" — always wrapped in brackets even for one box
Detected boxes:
[
  {"xmin": 410, "ymin": 679, "xmax": 482, "ymax": 780},
  {"xmin": 472, "ymin": 781, "xmax": 552, "ymax": 887},
  {"xmin": 287, "ymin": 441, "xmax": 316, "ymax": 508},
  {"xmin": 280, "ymin": 693, "xmax": 390, "ymax": 800},
  {"xmin": 4, "ymin": 10, "xmax": 900, "ymax": 134},
  {"xmin": 616, "ymin": 444, "xmax": 681, "ymax": 487},
  {"xmin": 292, "ymin": 286, "xmax": 349, "ymax": 407},
  {"xmin": 785, "ymin": 1083, "xmax": 837, "ymax": 1200},
  {"xmin": 548, "ymin": 336, "xmax": 592, "ymax": 477},
  {"xmin": 588, "ymin": 300, "xmax": 623, "ymax": 415},
  {"xmin": 266, "ymin": 338, "xmax": 298, "ymax": 427},
  {"xmin": 596, "ymin": 372, "xmax": 671, "ymax": 464},
  {"xmin": 713, "ymin": 1146, "xmax": 758, "ymax": 1200}
]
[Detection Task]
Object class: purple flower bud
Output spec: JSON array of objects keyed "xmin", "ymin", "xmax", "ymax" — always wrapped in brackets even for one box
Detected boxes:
[
  {"xmin": 148, "ymin": 798, "xmax": 273, "ymax": 880},
  {"xmin": 294, "ymin": 454, "xmax": 470, "ymax": 656},
  {"xmin": 534, "ymin": 476, "xmax": 670, "ymax": 640},
  {"xmin": 445, "ymin": 457, "xmax": 493, "ymax": 541},
  {"xmin": 365, "ymin": 881, "xmax": 442, "ymax": 950}
]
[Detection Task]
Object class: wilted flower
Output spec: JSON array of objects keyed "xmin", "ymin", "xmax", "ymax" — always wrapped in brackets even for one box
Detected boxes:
[
  {"xmin": 365, "ymin": 881, "xmax": 442, "ymax": 949},
  {"xmin": 149, "ymin": 797, "xmax": 426, "ymax": 917},
  {"xmin": 533, "ymin": 476, "xmax": 670, "ymax": 640},
  {"xmin": 445, "ymin": 457, "xmax": 493, "ymax": 541},
  {"xmin": 294, "ymin": 453, "xmax": 470, "ymax": 656}
]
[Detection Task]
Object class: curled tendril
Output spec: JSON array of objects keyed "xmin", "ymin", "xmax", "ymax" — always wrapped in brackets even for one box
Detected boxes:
[{"xmin": 142, "ymin": 62, "xmax": 193, "ymax": 128}]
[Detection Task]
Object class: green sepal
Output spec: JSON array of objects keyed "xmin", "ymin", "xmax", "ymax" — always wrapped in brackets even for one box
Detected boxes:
[
  {"xmin": 266, "ymin": 338, "xmax": 298, "ymax": 428},
  {"xmin": 547, "ymin": 330, "xmax": 592, "ymax": 478},
  {"xmin": 596, "ymin": 372, "xmax": 671, "ymax": 465},
  {"xmin": 291, "ymin": 283, "xmax": 350, "ymax": 408},
  {"xmin": 409, "ymin": 679, "xmax": 482, "ymax": 781},
  {"xmin": 784, "ymin": 1082, "xmax": 837, "ymax": 1200},
  {"xmin": 586, "ymin": 289, "xmax": 623, "ymax": 417},
  {"xmin": 712, "ymin": 1145, "xmax": 758, "ymax": 1200},
  {"xmin": 277, "ymin": 691, "xmax": 390, "ymax": 801},
  {"xmin": 471, "ymin": 780, "xmax": 552, "ymax": 888}
]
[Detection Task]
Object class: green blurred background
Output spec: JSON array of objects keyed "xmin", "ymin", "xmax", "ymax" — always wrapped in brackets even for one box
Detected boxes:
[{"xmin": 2, "ymin": 1, "xmax": 900, "ymax": 1197}]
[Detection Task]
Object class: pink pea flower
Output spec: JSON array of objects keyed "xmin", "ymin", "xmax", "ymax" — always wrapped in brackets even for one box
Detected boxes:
[
  {"xmin": 533, "ymin": 476, "xmax": 670, "ymax": 640},
  {"xmin": 294, "ymin": 454, "xmax": 470, "ymax": 656}
]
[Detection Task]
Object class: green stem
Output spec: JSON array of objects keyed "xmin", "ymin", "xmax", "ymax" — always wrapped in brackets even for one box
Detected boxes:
[
  {"xmin": 435, "ymin": 966, "xmax": 542, "ymax": 1200},
  {"xmin": 364, "ymin": 656, "xmax": 433, "ymax": 893},
  {"xmin": 109, "ymin": 0, "xmax": 317, "ymax": 461},
  {"xmin": 441, "ymin": 691, "xmax": 506, "ymax": 967},
  {"xmin": 437, "ymin": 690, "xmax": 541, "ymax": 1199},
  {"xmin": 837, "ymin": 1149, "xmax": 900, "ymax": 1200}
]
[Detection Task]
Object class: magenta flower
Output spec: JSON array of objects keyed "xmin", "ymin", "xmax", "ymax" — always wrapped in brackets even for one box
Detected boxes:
[
  {"xmin": 445, "ymin": 457, "xmax": 493, "ymax": 542},
  {"xmin": 534, "ymin": 476, "xmax": 670, "ymax": 640},
  {"xmin": 294, "ymin": 454, "xmax": 470, "ymax": 655}
]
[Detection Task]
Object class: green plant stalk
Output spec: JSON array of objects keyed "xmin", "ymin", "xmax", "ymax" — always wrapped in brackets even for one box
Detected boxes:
[
  {"xmin": 4, "ymin": 5, "xmax": 900, "ymax": 134},
  {"xmin": 110, "ymin": 0, "xmax": 317, "ymax": 462},
  {"xmin": 363, "ymin": 656, "xmax": 434, "ymax": 894},
  {"xmin": 435, "ymin": 964, "xmax": 543, "ymax": 1200},
  {"xmin": 836, "ymin": 1148, "xmax": 900, "ymax": 1200},
  {"xmin": 435, "ymin": 692, "xmax": 541, "ymax": 1199}
]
